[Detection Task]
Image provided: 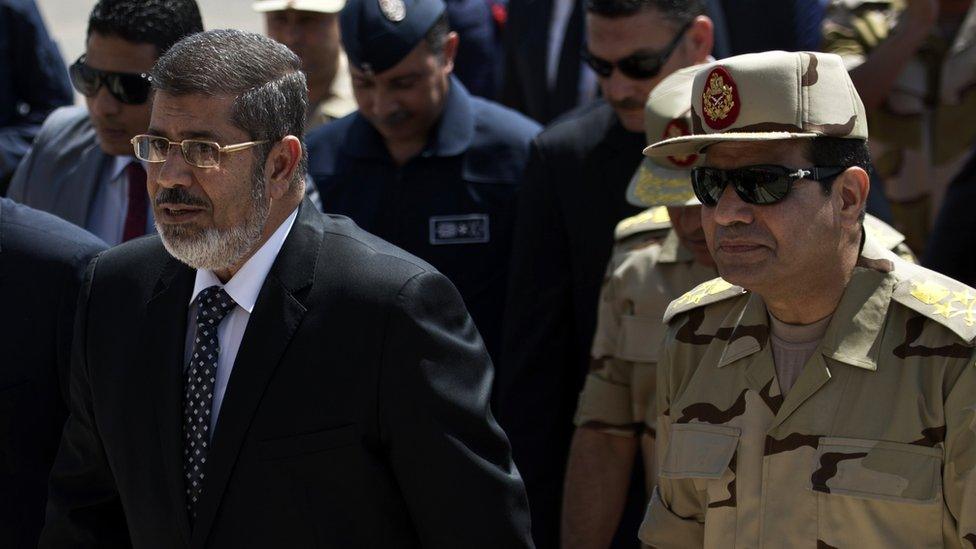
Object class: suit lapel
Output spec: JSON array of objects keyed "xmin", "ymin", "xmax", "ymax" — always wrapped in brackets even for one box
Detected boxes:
[
  {"xmin": 53, "ymin": 142, "xmax": 107, "ymax": 227},
  {"xmin": 190, "ymin": 201, "xmax": 322, "ymax": 547},
  {"xmin": 146, "ymin": 256, "xmax": 196, "ymax": 545}
]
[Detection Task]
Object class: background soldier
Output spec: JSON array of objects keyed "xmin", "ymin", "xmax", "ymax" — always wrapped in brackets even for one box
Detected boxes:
[
  {"xmin": 559, "ymin": 65, "xmax": 717, "ymax": 549},
  {"xmin": 822, "ymin": 0, "xmax": 976, "ymax": 256},
  {"xmin": 641, "ymin": 50, "xmax": 975, "ymax": 548},
  {"xmin": 305, "ymin": 0, "xmax": 540, "ymax": 364}
]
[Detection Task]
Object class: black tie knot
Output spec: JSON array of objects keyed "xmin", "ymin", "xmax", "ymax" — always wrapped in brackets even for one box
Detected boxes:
[{"xmin": 195, "ymin": 286, "xmax": 235, "ymax": 326}]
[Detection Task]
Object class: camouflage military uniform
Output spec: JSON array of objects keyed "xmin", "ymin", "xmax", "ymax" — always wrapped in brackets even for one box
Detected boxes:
[
  {"xmin": 823, "ymin": 0, "xmax": 976, "ymax": 252},
  {"xmin": 641, "ymin": 236, "xmax": 976, "ymax": 548},
  {"xmin": 576, "ymin": 214, "xmax": 912, "ymax": 482}
]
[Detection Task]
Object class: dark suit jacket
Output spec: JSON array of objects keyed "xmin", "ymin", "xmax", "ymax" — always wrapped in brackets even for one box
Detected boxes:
[
  {"xmin": 497, "ymin": 101, "xmax": 644, "ymax": 548},
  {"xmin": 0, "ymin": 197, "xmax": 105, "ymax": 548},
  {"xmin": 500, "ymin": 0, "xmax": 586, "ymax": 124},
  {"xmin": 42, "ymin": 200, "xmax": 533, "ymax": 549}
]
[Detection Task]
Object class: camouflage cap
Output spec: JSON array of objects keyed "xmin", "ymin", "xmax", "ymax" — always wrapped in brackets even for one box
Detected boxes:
[
  {"xmin": 626, "ymin": 65, "xmax": 705, "ymax": 207},
  {"xmin": 253, "ymin": 0, "xmax": 346, "ymax": 13},
  {"xmin": 645, "ymin": 51, "xmax": 868, "ymax": 158}
]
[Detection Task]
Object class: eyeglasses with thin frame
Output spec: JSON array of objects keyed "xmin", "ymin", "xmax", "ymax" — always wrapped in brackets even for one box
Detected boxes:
[
  {"xmin": 130, "ymin": 134, "xmax": 269, "ymax": 169},
  {"xmin": 69, "ymin": 55, "xmax": 154, "ymax": 105},
  {"xmin": 581, "ymin": 19, "xmax": 693, "ymax": 80},
  {"xmin": 691, "ymin": 165, "xmax": 848, "ymax": 206}
]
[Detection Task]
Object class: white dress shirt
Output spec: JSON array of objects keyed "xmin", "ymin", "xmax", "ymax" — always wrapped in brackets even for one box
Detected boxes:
[
  {"xmin": 87, "ymin": 156, "xmax": 155, "ymax": 246},
  {"xmin": 183, "ymin": 206, "xmax": 299, "ymax": 433}
]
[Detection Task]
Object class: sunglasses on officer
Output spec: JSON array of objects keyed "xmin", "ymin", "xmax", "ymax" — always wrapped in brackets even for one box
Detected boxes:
[
  {"xmin": 582, "ymin": 19, "xmax": 692, "ymax": 80},
  {"xmin": 130, "ymin": 135, "xmax": 268, "ymax": 169},
  {"xmin": 691, "ymin": 165, "xmax": 848, "ymax": 207},
  {"xmin": 69, "ymin": 55, "xmax": 154, "ymax": 105}
]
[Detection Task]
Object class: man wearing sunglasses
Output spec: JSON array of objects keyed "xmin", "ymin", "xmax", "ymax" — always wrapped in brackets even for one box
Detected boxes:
[
  {"xmin": 496, "ymin": 1, "xmax": 713, "ymax": 546},
  {"xmin": 641, "ymin": 50, "xmax": 976, "ymax": 547},
  {"xmin": 7, "ymin": 0, "xmax": 203, "ymax": 246}
]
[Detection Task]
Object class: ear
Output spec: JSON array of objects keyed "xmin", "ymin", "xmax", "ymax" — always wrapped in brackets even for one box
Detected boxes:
[
  {"xmin": 835, "ymin": 166, "xmax": 870, "ymax": 229},
  {"xmin": 265, "ymin": 135, "xmax": 303, "ymax": 200},
  {"xmin": 685, "ymin": 15, "xmax": 715, "ymax": 64},
  {"xmin": 442, "ymin": 31, "xmax": 460, "ymax": 72}
]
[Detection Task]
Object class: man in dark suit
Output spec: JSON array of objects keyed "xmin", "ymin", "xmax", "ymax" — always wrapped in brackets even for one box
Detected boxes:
[
  {"xmin": 501, "ymin": 0, "xmax": 595, "ymax": 124},
  {"xmin": 42, "ymin": 29, "xmax": 533, "ymax": 548},
  {"xmin": 496, "ymin": 1, "xmax": 713, "ymax": 546},
  {"xmin": 0, "ymin": 198, "xmax": 105, "ymax": 548},
  {"xmin": 7, "ymin": 0, "xmax": 203, "ymax": 246}
]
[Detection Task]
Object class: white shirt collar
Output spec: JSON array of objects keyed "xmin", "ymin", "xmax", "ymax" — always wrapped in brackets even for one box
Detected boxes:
[
  {"xmin": 110, "ymin": 155, "xmax": 138, "ymax": 182},
  {"xmin": 189, "ymin": 206, "xmax": 300, "ymax": 313}
]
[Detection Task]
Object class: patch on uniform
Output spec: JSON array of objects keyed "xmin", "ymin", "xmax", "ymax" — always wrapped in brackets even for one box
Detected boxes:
[
  {"xmin": 701, "ymin": 67, "xmax": 740, "ymax": 130},
  {"xmin": 378, "ymin": 0, "xmax": 406, "ymax": 22},
  {"xmin": 663, "ymin": 118, "xmax": 698, "ymax": 168},
  {"xmin": 429, "ymin": 214, "xmax": 490, "ymax": 245},
  {"xmin": 615, "ymin": 207, "xmax": 670, "ymax": 241}
]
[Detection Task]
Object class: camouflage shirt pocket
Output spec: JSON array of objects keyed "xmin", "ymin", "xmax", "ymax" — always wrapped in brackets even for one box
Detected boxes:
[
  {"xmin": 811, "ymin": 437, "xmax": 943, "ymax": 504},
  {"xmin": 617, "ymin": 314, "xmax": 666, "ymax": 363},
  {"xmin": 661, "ymin": 423, "xmax": 739, "ymax": 480}
]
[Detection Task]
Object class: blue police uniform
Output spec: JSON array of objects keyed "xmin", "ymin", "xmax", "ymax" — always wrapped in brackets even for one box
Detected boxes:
[{"xmin": 307, "ymin": 76, "xmax": 540, "ymax": 361}]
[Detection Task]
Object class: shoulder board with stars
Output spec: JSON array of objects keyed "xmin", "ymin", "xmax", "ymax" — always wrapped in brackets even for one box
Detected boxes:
[
  {"xmin": 831, "ymin": 0, "xmax": 894, "ymax": 9},
  {"xmin": 663, "ymin": 277, "xmax": 747, "ymax": 324},
  {"xmin": 615, "ymin": 207, "xmax": 671, "ymax": 242},
  {"xmin": 890, "ymin": 261, "xmax": 976, "ymax": 344}
]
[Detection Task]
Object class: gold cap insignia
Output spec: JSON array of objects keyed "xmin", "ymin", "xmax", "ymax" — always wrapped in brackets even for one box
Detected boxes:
[
  {"xmin": 662, "ymin": 118, "xmax": 697, "ymax": 168},
  {"xmin": 378, "ymin": 0, "xmax": 406, "ymax": 22},
  {"xmin": 701, "ymin": 67, "xmax": 739, "ymax": 130}
]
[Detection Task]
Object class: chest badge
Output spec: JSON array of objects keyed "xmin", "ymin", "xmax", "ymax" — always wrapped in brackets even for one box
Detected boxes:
[{"xmin": 429, "ymin": 214, "xmax": 490, "ymax": 245}]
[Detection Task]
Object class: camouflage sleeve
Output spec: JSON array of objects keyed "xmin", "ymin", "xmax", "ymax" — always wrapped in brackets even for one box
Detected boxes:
[
  {"xmin": 638, "ymin": 321, "xmax": 706, "ymax": 548},
  {"xmin": 822, "ymin": 3, "xmax": 893, "ymax": 70},
  {"xmin": 575, "ymin": 260, "xmax": 642, "ymax": 438},
  {"xmin": 945, "ymin": 351, "xmax": 976, "ymax": 546}
]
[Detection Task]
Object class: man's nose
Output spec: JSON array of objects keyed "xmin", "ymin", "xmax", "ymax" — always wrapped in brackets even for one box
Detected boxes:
[{"xmin": 712, "ymin": 184, "xmax": 754, "ymax": 226}]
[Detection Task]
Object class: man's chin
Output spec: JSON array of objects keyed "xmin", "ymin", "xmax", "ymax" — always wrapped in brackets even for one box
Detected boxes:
[
  {"xmin": 95, "ymin": 133, "xmax": 136, "ymax": 157},
  {"xmin": 613, "ymin": 109, "xmax": 645, "ymax": 133}
]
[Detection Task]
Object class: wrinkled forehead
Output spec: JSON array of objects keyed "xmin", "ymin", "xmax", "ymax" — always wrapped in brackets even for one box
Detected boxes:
[{"xmin": 148, "ymin": 92, "xmax": 246, "ymax": 142}]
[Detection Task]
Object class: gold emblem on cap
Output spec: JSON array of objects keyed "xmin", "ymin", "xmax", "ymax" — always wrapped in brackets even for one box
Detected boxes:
[
  {"xmin": 703, "ymin": 72, "xmax": 734, "ymax": 122},
  {"xmin": 378, "ymin": 0, "xmax": 406, "ymax": 21}
]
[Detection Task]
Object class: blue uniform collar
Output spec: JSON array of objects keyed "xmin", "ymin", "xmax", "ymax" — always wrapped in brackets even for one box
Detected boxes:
[{"xmin": 343, "ymin": 75, "xmax": 475, "ymax": 161}]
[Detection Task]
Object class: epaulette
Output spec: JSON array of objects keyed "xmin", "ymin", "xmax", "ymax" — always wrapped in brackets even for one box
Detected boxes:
[
  {"xmin": 615, "ymin": 207, "xmax": 671, "ymax": 242},
  {"xmin": 863, "ymin": 213, "xmax": 906, "ymax": 252},
  {"xmin": 663, "ymin": 277, "xmax": 746, "ymax": 324},
  {"xmin": 890, "ymin": 261, "xmax": 976, "ymax": 343}
]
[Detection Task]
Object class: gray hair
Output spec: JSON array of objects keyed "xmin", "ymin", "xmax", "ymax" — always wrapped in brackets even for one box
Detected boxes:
[{"xmin": 152, "ymin": 29, "xmax": 309, "ymax": 189}]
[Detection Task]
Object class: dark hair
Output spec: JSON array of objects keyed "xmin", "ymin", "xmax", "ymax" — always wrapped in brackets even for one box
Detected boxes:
[
  {"xmin": 152, "ymin": 29, "xmax": 309, "ymax": 189},
  {"xmin": 424, "ymin": 14, "xmax": 451, "ymax": 59},
  {"xmin": 585, "ymin": 0, "xmax": 705, "ymax": 23},
  {"xmin": 87, "ymin": 0, "xmax": 203, "ymax": 57},
  {"xmin": 808, "ymin": 136, "xmax": 872, "ymax": 195}
]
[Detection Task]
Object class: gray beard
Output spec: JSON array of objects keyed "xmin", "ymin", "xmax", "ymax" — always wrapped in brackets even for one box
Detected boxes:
[{"xmin": 157, "ymin": 169, "xmax": 270, "ymax": 272}]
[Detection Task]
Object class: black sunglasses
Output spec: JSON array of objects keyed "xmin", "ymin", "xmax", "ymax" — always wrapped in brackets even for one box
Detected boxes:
[
  {"xmin": 691, "ymin": 165, "xmax": 848, "ymax": 206},
  {"xmin": 582, "ymin": 20, "xmax": 692, "ymax": 80},
  {"xmin": 69, "ymin": 56, "xmax": 154, "ymax": 105}
]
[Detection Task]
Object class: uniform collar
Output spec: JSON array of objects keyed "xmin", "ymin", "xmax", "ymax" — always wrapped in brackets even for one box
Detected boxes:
[
  {"xmin": 717, "ymin": 235, "xmax": 896, "ymax": 372},
  {"xmin": 657, "ymin": 230, "xmax": 696, "ymax": 265},
  {"xmin": 342, "ymin": 75, "xmax": 474, "ymax": 161}
]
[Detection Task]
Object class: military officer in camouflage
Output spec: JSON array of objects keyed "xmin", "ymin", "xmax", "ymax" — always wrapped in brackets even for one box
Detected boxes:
[
  {"xmin": 641, "ymin": 50, "xmax": 976, "ymax": 548},
  {"xmin": 560, "ymin": 65, "xmax": 717, "ymax": 549},
  {"xmin": 822, "ymin": 0, "xmax": 976, "ymax": 256},
  {"xmin": 563, "ymin": 59, "xmax": 916, "ymax": 549}
]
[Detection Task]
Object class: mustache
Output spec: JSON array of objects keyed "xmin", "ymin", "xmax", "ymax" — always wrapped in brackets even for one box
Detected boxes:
[
  {"xmin": 154, "ymin": 187, "xmax": 210, "ymax": 209},
  {"xmin": 713, "ymin": 224, "xmax": 770, "ymax": 245},
  {"xmin": 381, "ymin": 110, "xmax": 412, "ymax": 128},
  {"xmin": 609, "ymin": 97, "xmax": 645, "ymax": 111}
]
